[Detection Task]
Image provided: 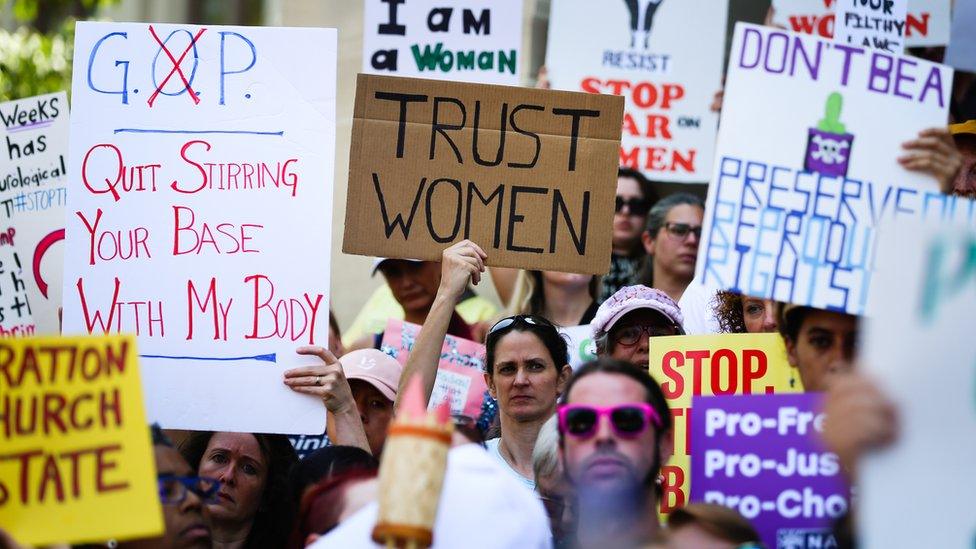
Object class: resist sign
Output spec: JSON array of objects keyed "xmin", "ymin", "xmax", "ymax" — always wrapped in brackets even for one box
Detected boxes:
[
  {"xmin": 62, "ymin": 22, "xmax": 336, "ymax": 434},
  {"xmin": 0, "ymin": 335, "xmax": 161, "ymax": 546},
  {"xmin": 696, "ymin": 23, "xmax": 966, "ymax": 316},
  {"xmin": 649, "ymin": 333, "xmax": 800, "ymax": 515},
  {"xmin": 692, "ymin": 393, "xmax": 849, "ymax": 549},
  {"xmin": 343, "ymin": 74, "xmax": 623, "ymax": 275}
]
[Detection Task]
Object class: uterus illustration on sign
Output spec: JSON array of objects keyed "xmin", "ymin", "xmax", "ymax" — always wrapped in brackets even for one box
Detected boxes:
[
  {"xmin": 623, "ymin": 0, "xmax": 665, "ymax": 50},
  {"xmin": 804, "ymin": 91, "xmax": 854, "ymax": 178}
]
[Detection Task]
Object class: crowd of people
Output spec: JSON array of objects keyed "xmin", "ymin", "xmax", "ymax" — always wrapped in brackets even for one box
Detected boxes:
[{"xmin": 3, "ymin": 13, "xmax": 975, "ymax": 549}]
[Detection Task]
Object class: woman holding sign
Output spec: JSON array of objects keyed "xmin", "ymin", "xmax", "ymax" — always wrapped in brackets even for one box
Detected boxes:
[{"xmin": 397, "ymin": 240, "xmax": 572, "ymax": 489}]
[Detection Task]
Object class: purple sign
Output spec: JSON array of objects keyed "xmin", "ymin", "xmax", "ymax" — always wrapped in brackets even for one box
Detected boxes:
[{"xmin": 691, "ymin": 393, "xmax": 850, "ymax": 549}]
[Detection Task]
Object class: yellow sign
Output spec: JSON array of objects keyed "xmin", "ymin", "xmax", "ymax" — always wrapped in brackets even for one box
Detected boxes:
[
  {"xmin": 649, "ymin": 333, "xmax": 802, "ymax": 515},
  {"xmin": 0, "ymin": 335, "xmax": 162, "ymax": 545}
]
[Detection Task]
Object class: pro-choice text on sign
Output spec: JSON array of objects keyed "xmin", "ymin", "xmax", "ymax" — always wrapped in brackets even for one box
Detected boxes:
[
  {"xmin": 0, "ymin": 335, "xmax": 161, "ymax": 546},
  {"xmin": 692, "ymin": 393, "xmax": 849, "ymax": 549},
  {"xmin": 696, "ymin": 22, "xmax": 969, "ymax": 316},
  {"xmin": 343, "ymin": 74, "xmax": 624, "ymax": 275},
  {"xmin": 62, "ymin": 22, "xmax": 336, "ymax": 434},
  {"xmin": 648, "ymin": 333, "xmax": 800, "ymax": 515}
]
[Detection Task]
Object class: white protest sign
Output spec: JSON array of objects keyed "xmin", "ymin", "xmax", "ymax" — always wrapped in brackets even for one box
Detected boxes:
[
  {"xmin": 0, "ymin": 233, "xmax": 34, "ymax": 335},
  {"xmin": 944, "ymin": 1, "xmax": 976, "ymax": 73},
  {"xmin": 861, "ymin": 219, "xmax": 976, "ymax": 548},
  {"xmin": 558, "ymin": 324, "xmax": 596, "ymax": 370},
  {"xmin": 62, "ymin": 22, "xmax": 336, "ymax": 434},
  {"xmin": 362, "ymin": 0, "xmax": 523, "ymax": 85},
  {"xmin": 770, "ymin": 0, "xmax": 950, "ymax": 47},
  {"xmin": 0, "ymin": 92, "xmax": 68, "ymax": 334},
  {"xmin": 545, "ymin": 0, "xmax": 727, "ymax": 183},
  {"xmin": 695, "ymin": 23, "xmax": 967, "ymax": 316},
  {"xmin": 834, "ymin": 0, "xmax": 908, "ymax": 53}
]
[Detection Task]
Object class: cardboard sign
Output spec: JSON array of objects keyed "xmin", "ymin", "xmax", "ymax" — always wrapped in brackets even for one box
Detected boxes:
[
  {"xmin": 944, "ymin": 0, "xmax": 976, "ymax": 73},
  {"xmin": 860, "ymin": 220, "xmax": 976, "ymax": 548},
  {"xmin": 692, "ymin": 393, "xmax": 849, "ymax": 549},
  {"xmin": 0, "ymin": 229, "xmax": 34, "ymax": 335},
  {"xmin": 362, "ymin": 0, "xmax": 523, "ymax": 85},
  {"xmin": 343, "ymin": 74, "xmax": 623, "ymax": 275},
  {"xmin": 695, "ymin": 23, "xmax": 965, "ymax": 316},
  {"xmin": 834, "ymin": 0, "xmax": 908, "ymax": 53},
  {"xmin": 0, "ymin": 335, "xmax": 162, "ymax": 545},
  {"xmin": 0, "ymin": 92, "xmax": 68, "ymax": 334},
  {"xmin": 648, "ymin": 333, "xmax": 800, "ymax": 514},
  {"xmin": 545, "ymin": 0, "xmax": 727, "ymax": 184},
  {"xmin": 62, "ymin": 22, "xmax": 336, "ymax": 434},
  {"xmin": 380, "ymin": 319, "xmax": 488, "ymax": 418},
  {"xmin": 558, "ymin": 324, "xmax": 596, "ymax": 370},
  {"xmin": 770, "ymin": 0, "xmax": 951, "ymax": 47}
]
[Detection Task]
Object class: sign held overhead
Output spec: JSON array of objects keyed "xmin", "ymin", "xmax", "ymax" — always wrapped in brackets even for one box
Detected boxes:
[{"xmin": 344, "ymin": 74, "xmax": 624, "ymax": 275}]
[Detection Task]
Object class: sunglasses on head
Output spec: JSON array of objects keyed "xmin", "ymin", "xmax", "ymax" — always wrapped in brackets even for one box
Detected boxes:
[
  {"xmin": 488, "ymin": 314, "xmax": 555, "ymax": 336},
  {"xmin": 558, "ymin": 403, "xmax": 661, "ymax": 439},
  {"xmin": 615, "ymin": 196, "xmax": 651, "ymax": 216}
]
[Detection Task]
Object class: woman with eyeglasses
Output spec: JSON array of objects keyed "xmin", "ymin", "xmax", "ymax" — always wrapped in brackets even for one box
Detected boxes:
[
  {"xmin": 180, "ymin": 432, "xmax": 298, "ymax": 549},
  {"xmin": 396, "ymin": 240, "xmax": 572, "ymax": 489},
  {"xmin": 592, "ymin": 285, "xmax": 685, "ymax": 370},
  {"xmin": 636, "ymin": 192, "xmax": 705, "ymax": 302}
]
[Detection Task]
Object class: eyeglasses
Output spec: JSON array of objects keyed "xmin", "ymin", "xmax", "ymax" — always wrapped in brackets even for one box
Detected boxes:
[
  {"xmin": 158, "ymin": 474, "xmax": 221, "ymax": 505},
  {"xmin": 611, "ymin": 323, "xmax": 676, "ymax": 346},
  {"xmin": 558, "ymin": 403, "xmax": 661, "ymax": 439},
  {"xmin": 663, "ymin": 222, "xmax": 702, "ymax": 240},
  {"xmin": 615, "ymin": 196, "xmax": 651, "ymax": 216},
  {"xmin": 488, "ymin": 314, "xmax": 555, "ymax": 336}
]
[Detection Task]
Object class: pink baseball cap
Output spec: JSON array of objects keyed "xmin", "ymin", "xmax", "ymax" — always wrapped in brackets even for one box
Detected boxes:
[
  {"xmin": 591, "ymin": 285, "xmax": 685, "ymax": 337},
  {"xmin": 339, "ymin": 348, "xmax": 403, "ymax": 402}
]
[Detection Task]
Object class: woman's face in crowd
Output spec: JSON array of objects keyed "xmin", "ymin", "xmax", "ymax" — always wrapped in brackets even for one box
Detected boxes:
[
  {"xmin": 608, "ymin": 309, "xmax": 678, "ymax": 369},
  {"xmin": 785, "ymin": 310, "xmax": 858, "ymax": 392},
  {"xmin": 487, "ymin": 330, "xmax": 570, "ymax": 422},
  {"xmin": 644, "ymin": 204, "xmax": 704, "ymax": 281},
  {"xmin": 350, "ymin": 380, "xmax": 395, "ymax": 456},
  {"xmin": 613, "ymin": 177, "xmax": 648, "ymax": 250},
  {"xmin": 379, "ymin": 260, "xmax": 442, "ymax": 315},
  {"xmin": 197, "ymin": 432, "xmax": 268, "ymax": 527},
  {"xmin": 542, "ymin": 271, "xmax": 592, "ymax": 293},
  {"xmin": 741, "ymin": 297, "xmax": 778, "ymax": 333},
  {"xmin": 142, "ymin": 445, "xmax": 212, "ymax": 549}
]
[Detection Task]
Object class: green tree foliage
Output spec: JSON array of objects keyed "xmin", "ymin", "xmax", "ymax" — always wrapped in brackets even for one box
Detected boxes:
[{"xmin": 0, "ymin": 0, "xmax": 117, "ymax": 101}]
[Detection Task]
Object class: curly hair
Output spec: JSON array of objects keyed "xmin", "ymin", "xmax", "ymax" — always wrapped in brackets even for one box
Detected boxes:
[{"xmin": 712, "ymin": 290, "xmax": 746, "ymax": 333}]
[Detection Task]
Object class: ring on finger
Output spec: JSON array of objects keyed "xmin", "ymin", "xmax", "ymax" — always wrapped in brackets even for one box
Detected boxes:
[{"xmin": 315, "ymin": 375, "xmax": 323, "ymax": 386}]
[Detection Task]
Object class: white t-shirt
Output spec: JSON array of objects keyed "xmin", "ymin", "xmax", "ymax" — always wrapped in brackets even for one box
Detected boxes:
[
  {"xmin": 311, "ymin": 443, "xmax": 551, "ymax": 549},
  {"xmin": 486, "ymin": 438, "xmax": 537, "ymax": 490},
  {"xmin": 679, "ymin": 279, "xmax": 722, "ymax": 335}
]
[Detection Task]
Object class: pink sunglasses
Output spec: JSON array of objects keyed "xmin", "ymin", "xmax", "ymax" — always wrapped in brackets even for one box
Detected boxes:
[{"xmin": 557, "ymin": 403, "xmax": 661, "ymax": 439}]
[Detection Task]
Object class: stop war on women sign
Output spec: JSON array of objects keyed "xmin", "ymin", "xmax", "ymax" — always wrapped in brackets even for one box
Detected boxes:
[
  {"xmin": 61, "ymin": 22, "xmax": 337, "ymax": 434},
  {"xmin": 691, "ymin": 393, "xmax": 849, "ymax": 549},
  {"xmin": 695, "ymin": 22, "xmax": 969, "ymax": 316},
  {"xmin": 0, "ymin": 335, "xmax": 161, "ymax": 546}
]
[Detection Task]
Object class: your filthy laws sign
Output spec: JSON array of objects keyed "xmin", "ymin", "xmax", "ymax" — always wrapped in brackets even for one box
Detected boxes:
[{"xmin": 343, "ymin": 74, "xmax": 624, "ymax": 275}]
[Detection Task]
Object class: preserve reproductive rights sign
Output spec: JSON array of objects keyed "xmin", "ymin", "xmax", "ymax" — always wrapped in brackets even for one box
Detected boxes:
[
  {"xmin": 62, "ymin": 22, "xmax": 336, "ymax": 434},
  {"xmin": 696, "ymin": 23, "xmax": 969, "ymax": 316}
]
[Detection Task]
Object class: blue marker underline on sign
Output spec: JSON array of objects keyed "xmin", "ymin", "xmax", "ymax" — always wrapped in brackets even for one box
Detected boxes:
[
  {"xmin": 141, "ymin": 353, "xmax": 278, "ymax": 363},
  {"xmin": 114, "ymin": 128, "xmax": 284, "ymax": 136},
  {"xmin": 8, "ymin": 120, "xmax": 54, "ymax": 133}
]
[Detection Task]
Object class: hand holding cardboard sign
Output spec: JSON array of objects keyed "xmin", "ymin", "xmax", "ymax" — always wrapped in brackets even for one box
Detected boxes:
[
  {"xmin": 438, "ymin": 240, "xmax": 487, "ymax": 299},
  {"xmin": 898, "ymin": 126, "xmax": 963, "ymax": 193}
]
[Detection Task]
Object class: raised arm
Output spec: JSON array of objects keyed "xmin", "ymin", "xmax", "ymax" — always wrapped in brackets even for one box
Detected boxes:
[{"xmin": 395, "ymin": 240, "xmax": 486, "ymax": 414}]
